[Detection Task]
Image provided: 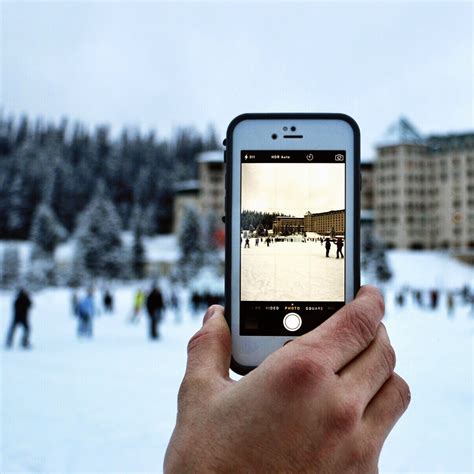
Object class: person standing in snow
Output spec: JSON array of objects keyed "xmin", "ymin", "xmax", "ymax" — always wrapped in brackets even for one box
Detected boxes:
[
  {"xmin": 5, "ymin": 288, "xmax": 32, "ymax": 349},
  {"xmin": 77, "ymin": 288, "xmax": 95, "ymax": 338},
  {"xmin": 146, "ymin": 284, "xmax": 165, "ymax": 340},
  {"xmin": 429, "ymin": 289, "xmax": 439, "ymax": 310},
  {"xmin": 244, "ymin": 238, "xmax": 250, "ymax": 248},
  {"xmin": 325, "ymin": 237, "xmax": 332, "ymax": 257},
  {"xmin": 446, "ymin": 292, "xmax": 455, "ymax": 317},
  {"xmin": 130, "ymin": 289, "xmax": 145, "ymax": 323},
  {"xmin": 103, "ymin": 289, "xmax": 114, "ymax": 314},
  {"xmin": 336, "ymin": 238, "xmax": 344, "ymax": 259}
]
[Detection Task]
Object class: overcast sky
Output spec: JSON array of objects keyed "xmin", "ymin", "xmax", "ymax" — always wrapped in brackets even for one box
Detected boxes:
[
  {"xmin": 242, "ymin": 163, "xmax": 344, "ymax": 215},
  {"xmin": 1, "ymin": 1, "xmax": 472, "ymax": 156}
]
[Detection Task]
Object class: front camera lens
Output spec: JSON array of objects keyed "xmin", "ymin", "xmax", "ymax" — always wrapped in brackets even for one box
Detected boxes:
[
  {"xmin": 291, "ymin": 126, "xmax": 296, "ymax": 132},
  {"xmin": 272, "ymin": 133, "xmax": 277, "ymax": 140}
]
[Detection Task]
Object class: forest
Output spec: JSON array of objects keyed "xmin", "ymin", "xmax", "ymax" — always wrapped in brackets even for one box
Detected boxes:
[
  {"xmin": 0, "ymin": 113, "xmax": 220, "ymax": 240},
  {"xmin": 240, "ymin": 210, "xmax": 291, "ymax": 233}
]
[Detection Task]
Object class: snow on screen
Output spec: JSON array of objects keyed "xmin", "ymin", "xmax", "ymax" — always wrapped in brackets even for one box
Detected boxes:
[{"xmin": 240, "ymin": 161, "xmax": 345, "ymax": 302}]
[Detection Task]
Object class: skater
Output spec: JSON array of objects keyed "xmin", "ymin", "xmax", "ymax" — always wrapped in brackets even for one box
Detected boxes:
[
  {"xmin": 130, "ymin": 289, "xmax": 145, "ymax": 323},
  {"xmin": 5, "ymin": 288, "xmax": 32, "ymax": 349},
  {"xmin": 429, "ymin": 289, "xmax": 439, "ymax": 310},
  {"xmin": 146, "ymin": 284, "xmax": 164, "ymax": 340},
  {"xmin": 395, "ymin": 291, "xmax": 405, "ymax": 307},
  {"xmin": 414, "ymin": 289, "xmax": 423, "ymax": 307},
  {"xmin": 169, "ymin": 287, "xmax": 181, "ymax": 323},
  {"xmin": 266, "ymin": 237, "xmax": 271, "ymax": 247},
  {"xmin": 255, "ymin": 237, "xmax": 259, "ymax": 247},
  {"xmin": 244, "ymin": 238, "xmax": 250, "ymax": 248},
  {"xmin": 446, "ymin": 292, "xmax": 455, "ymax": 317},
  {"xmin": 336, "ymin": 237, "xmax": 344, "ymax": 259},
  {"xmin": 77, "ymin": 288, "xmax": 95, "ymax": 338},
  {"xmin": 325, "ymin": 237, "xmax": 332, "ymax": 257},
  {"xmin": 103, "ymin": 289, "xmax": 113, "ymax": 313}
]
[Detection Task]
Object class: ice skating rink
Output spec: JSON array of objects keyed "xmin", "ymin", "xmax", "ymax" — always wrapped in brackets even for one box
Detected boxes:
[
  {"xmin": 241, "ymin": 238, "xmax": 344, "ymax": 301},
  {"xmin": 0, "ymin": 251, "xmax": 473, "ymax": 473}
]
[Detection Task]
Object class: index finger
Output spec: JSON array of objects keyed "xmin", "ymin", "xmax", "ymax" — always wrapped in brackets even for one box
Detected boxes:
[{"xmin": 296, "ymin": 286, "xmax": 385, "ymax": 373}]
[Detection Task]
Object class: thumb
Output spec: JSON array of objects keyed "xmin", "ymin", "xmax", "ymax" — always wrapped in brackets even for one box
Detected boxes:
[{"xmin": 185, "ymin": 305, "xmax": 231, "ymax": 381}]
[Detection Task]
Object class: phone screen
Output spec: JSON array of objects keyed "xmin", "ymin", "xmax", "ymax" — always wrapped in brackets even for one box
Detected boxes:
[{"xmin": 240, "ymin": 150, "xmax": 346, "ymax": 335}]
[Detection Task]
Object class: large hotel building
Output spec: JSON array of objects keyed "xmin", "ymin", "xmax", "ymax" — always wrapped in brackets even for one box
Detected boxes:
[
  {"xmin": 373, "ymin": 118, "xmax": 474, "ymax": 250},
  {"xmin": 272, "ymin": 210, "xmax": 344, "ymax": 236},
  {"xmin": 173, "ymin": 118, "xmax": 473, "ymax": 252}
]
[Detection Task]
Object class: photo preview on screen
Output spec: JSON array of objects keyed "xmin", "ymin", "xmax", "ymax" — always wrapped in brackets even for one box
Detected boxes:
[{"xmin": 240, "ymin": 150, "xmax": 346, "ymax": 335}]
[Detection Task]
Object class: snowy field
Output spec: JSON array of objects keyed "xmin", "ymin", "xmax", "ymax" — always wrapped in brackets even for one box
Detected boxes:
[
  {"xmin": 1, "ymin": 252, "xmax": 473, "ymax": 473},
  {"xmin": 241, "ymin": 237, "xmax": 344, "ymax": 301}
]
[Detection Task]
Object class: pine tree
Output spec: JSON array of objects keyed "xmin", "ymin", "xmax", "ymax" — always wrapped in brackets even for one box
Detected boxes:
[
  {"xmin": 74, "ymin": 184, "xmax": 124, "ymax": 279},
  {"xmin": 30, "ymin": 203, "xmax": 67, "ymax": 259},
  {"xmin": 178, "ymin": 206, "xmax": 202, "ymax": 280},
  {"xmin": 1, "ymin": 246, "xmax": 20, "ymax": 287},
  {"xmin": 131, "ymin": 225, "xmax": 146, "ymax": 279}
]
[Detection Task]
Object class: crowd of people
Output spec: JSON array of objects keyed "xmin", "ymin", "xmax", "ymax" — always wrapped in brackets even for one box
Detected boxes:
[
  {"xmin": 392, "ymin": 285, "xmax": 474, "ymax": 317},
  {"xmin": 241, "ymin": 234, "xmax": 345, "ymax": 258},
  {"xmin": 4, "ymin": 281, "xmax": 473, "ymax": 350},
  {"xmin": 3, "ymin": 282, "xmax": 187, "ymax": 349}
]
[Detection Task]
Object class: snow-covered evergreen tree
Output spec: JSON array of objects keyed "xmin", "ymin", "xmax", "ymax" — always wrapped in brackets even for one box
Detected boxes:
[
  {"xmin": 1, "ymin": 246, "xmax": 20, "ymax": 287},
  {"xmin": 131, "ymin": 225, "xmax": 146, "ymax": 279},
  {"xmin": 30, "ymin": 203, "xmax": 67, "ymax": 259},
  {"xmin": 202, "ymin": 212, "xmax": 219, "ymax": 253},
  {"xmin": 178, "ymin": 206, "xmax": 202, "ymax": 280},
  {"xmin": 74, "ymin": 184, "xmax": 124, "ymax": 280}
]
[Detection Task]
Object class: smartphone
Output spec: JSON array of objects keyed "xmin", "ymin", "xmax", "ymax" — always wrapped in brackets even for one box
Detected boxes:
[{"xmin": 224, "ymin": 113, "xmax": 360, "ymax": 375}]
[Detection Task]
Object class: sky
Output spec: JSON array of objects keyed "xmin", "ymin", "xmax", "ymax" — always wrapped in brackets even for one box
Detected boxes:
[
  {"xmin": 242, "ymin": 162, "xmax": 344, "ymax": 215},
  {"xmin": 1, "ymin": 1, "xmax": 472, "ymax": 157}
]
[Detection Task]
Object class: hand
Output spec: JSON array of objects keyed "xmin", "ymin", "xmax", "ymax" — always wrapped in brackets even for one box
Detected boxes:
[{"xmin": 164, "ymin": 286, "xmax": 410, "ymax": 473}]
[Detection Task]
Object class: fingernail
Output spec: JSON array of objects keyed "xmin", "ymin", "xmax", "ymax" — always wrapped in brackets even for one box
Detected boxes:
[{"xmin": 203, "ymin": 306, "xmax": 216, "ymax": 325}]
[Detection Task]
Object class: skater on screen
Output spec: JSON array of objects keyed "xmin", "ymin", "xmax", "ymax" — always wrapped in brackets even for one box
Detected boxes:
[
  {"xmin": 325, "ymin": 237, "xmax": 332, "ymax": 257},
  {"xmin": 336, "ymin": 237, "xmax": 344, "ymax": 259},
  {"xmin": 244, "ymin": 238, "xmax": 250, "ymax": 248}
]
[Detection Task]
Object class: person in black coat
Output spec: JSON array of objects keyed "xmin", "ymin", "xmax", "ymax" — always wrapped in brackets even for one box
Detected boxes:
[
  {"xmin": 336, "ymin": 238, "xmax": 344, "ymax": 259},
  {"xmin": 325, "ymin": 238, "xmax": 332, "ymax": 258},
  {"xmin": 5, "ymin": 288, "xmax": 32, "ymax": 349},
  {"xmin": 146, "ymin": 284, "xmax": 164, "ymax": 340}
]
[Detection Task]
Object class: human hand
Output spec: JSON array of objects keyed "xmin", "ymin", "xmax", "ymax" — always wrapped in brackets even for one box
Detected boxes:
[{"xmin": 164, "ymin": 286, "xmax": 410, "ymax": 473}]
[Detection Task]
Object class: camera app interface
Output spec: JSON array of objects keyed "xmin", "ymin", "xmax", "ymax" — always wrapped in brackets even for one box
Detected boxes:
[{"xmin": 240, "ymin": 150, "xmax": 345, "ymax": 336}]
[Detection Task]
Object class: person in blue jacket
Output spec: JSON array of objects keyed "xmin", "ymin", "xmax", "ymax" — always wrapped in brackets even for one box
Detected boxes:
[{"xmin": 77, "ymin": 288, "xmax": 95, "ymax": 338}]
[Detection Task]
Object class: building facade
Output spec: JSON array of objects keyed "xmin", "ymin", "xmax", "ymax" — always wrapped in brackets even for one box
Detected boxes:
[
  {"xmin": 373, "ymin": 118, "xmax": 474, "ymax": 250},
  {"xmin": 304, "ymin": 210, "xmax": 345, "ymax": 235},
  {"xmin": 198, "ymin": 150, "xmax": 225, "ymax": 221},
  {"xmin": 173, "ymin": 150, "xmax": 225, "ymax": 246}
]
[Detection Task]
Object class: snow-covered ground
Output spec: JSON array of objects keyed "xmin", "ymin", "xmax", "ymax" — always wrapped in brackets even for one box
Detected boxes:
[
  {"xmin": 241, "ymin": 237, "xmax": 344, "ymax": 301},
  {"xmin": 1, "ymin": 251, "xmax": 473, "ymax": 473}
]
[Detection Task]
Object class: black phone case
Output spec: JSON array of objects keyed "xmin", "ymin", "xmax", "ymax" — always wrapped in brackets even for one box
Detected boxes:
[{"xmin": 224, "ymin": 113, "xmax": 361, "ymax": 376}]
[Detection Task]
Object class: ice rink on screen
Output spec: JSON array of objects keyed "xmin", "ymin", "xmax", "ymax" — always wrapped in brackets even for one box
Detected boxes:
[{"xmin": 241, "ymin": 233, "xmax": 344, "ymax": 301}]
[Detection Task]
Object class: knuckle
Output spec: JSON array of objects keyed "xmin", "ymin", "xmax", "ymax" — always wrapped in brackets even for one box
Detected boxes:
[
  {"xmin": 276, "ymin": 352, "xmax": 326, "ymax": 392},
  {"xmin": 186, "ymin": 327, "xmax": 212, "ymax": 355},
  {"xmin": 331, "ymin": 396, "xmax": 360, "ymax": 431},
  {"xmin": 394, "ymin": 375, "xmax": 411, "ymax": 413},
  {"xmin": 360, "ymin": 286, "xmax": 385, "ymax": 315},
  {"xmin": 344, "ymin": 303, "xmax": 378, "ymax": 346}
]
